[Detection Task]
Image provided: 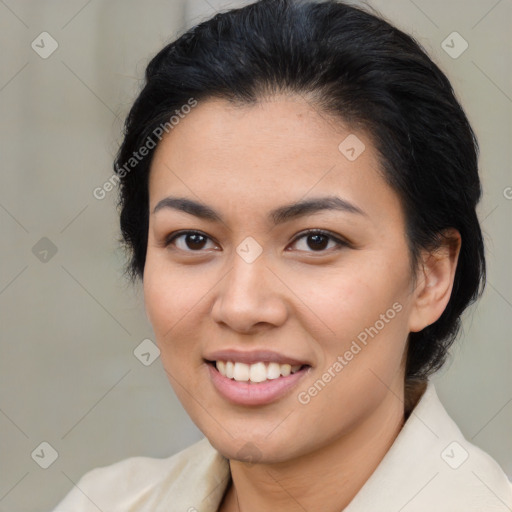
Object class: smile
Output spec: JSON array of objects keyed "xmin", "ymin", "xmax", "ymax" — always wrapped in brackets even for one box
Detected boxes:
[
  {"xmin": 206, "ymin": 360, "xmax": 311, "ymax": 406},
  {"xmin": 215, "ymin": 360, "xmax": 304, "ymax": 383}
]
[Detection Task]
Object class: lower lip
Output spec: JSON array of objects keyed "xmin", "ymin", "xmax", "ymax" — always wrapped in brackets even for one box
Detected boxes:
[{"xmin": 207, "ymin": 363, "xmax": 310, "ymax": 406}]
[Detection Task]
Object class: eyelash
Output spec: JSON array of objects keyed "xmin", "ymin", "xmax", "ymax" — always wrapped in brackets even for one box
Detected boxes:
[{"xmin": 164, "ymin": 229, "xmax": 350, "ymax": 254}]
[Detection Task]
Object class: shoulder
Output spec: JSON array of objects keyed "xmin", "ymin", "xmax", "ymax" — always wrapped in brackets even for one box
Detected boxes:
[
  {"xmin": 346, "ymin": 381, "xmax": 512, "ymax": 511},
  {"xmin": 430, "ymin": 420, "xmax": 512, "ymax": 510},
  {"xmin": 397, "ymin": 382, "xmax": 512, "ymax": 510},
  {"xmin": 52, "ymin": 437, "xmax": 230, "ymax": 512}
]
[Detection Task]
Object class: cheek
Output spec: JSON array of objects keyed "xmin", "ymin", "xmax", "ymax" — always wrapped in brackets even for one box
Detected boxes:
[
  {"xmin": 288, "ymin": 263, "xmax": 405, "ymax": 338},
  {"xmin": 143, "ymin": 256, "xmax": 209, "ymax": 394},
  {"xmin": 143, "ymin": 265, "xmax": 173, "ymax": 333},
  {"xmin": 143, "ymin": 253, "xmax": 200, "ymax": 340},
  {"xmin": 288, "ymin": 257, "xmax": 411, "ymax": 387}
]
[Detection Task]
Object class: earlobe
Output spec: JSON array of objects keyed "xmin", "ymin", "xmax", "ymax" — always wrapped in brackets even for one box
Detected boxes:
[{"xmin": 408, "ymin": 228, "xmax": 461, "ymax": 333}]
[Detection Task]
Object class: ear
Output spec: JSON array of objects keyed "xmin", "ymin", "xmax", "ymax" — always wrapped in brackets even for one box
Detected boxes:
[{"xmin": 408, "ymin": 228, "xmax": 461, "ymax": 333}]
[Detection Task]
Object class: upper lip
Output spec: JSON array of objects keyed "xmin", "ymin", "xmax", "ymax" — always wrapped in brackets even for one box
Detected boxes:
[{"xmin": 204, "ymin": 349, "xmax": 310, "ymax": 366}]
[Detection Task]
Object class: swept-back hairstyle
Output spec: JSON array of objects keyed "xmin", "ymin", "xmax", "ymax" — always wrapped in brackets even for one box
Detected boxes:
[{"xmin": 114, "ymin": 0, "xmax": 486, "ymax": 382}]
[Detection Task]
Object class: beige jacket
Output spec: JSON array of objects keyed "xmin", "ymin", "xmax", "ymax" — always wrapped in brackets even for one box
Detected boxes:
[{"xmin": 53, "ymin": 382, "xmax": 512, "ymax": 511}]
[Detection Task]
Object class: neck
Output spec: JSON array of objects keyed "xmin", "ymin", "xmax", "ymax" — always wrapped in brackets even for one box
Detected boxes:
[
  {"xmin": 220, "ymin": 384, "xmax": 411, "ymax": 512},
  {"xmin": 404, "ymin": 379, "xmax": 427, "ymax": 420}
]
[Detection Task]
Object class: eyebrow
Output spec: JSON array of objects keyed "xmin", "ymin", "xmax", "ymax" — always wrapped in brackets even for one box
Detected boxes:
[{"xmin": 152, "ymin": 195, "xmax": 367, "ymax": 225}]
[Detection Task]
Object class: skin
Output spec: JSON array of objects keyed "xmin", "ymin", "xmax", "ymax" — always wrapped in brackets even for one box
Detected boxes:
[{"xmin": 143, "ymin": 94, "xmax": 461, "ymax": 512}]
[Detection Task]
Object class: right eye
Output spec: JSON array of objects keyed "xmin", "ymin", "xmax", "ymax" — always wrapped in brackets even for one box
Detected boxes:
[{"xmin": 165, "ymin": 230, "xmax": 219, "ymax": 252}]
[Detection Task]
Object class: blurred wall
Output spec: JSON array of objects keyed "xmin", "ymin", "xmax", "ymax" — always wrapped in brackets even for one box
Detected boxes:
[{"xmin": 0, "ymin": 0, "xmax": 510, "ymax": 510}]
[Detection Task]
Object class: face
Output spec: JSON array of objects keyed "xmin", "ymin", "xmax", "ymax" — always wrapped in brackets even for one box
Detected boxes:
[{"xmin": 144, "ymin": 95, "xmax": 420, "ymax": 463}]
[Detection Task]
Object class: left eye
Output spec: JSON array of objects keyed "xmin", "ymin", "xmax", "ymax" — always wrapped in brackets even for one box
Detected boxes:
[
  {"xmin": 290, "ymin": 230, "xmax": 347, "ymax": 252},
  {"xmin": 165, "ymin": 229, "xmax": 347, "ymax": 253}
]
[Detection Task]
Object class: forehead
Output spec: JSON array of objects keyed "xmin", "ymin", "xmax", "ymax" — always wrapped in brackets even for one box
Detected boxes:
[
  {"xmin": 148, "ymin": 95, "xmax": 403, "ymax": 228},
  {"xmin": 152, "ymin": 95, "xmax": 350, "ymax": 164}
]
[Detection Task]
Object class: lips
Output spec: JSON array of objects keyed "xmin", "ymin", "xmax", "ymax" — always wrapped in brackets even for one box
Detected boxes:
[
  {"xmin": 206, "ymin": 362, "xmax": 310, "ymax": 406},
  {"xmin": 204, "ymin": 348, "xmax": 312, "ymax": 406}
]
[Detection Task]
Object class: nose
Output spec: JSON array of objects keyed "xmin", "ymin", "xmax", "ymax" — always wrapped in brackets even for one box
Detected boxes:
[{"xmin": 210, "ymin": 252, "xmax": 288, "ymax": 334}]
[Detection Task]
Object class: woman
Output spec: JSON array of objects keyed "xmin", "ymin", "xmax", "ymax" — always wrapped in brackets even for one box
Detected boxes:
[{"xmin": 53, "ymin": 0, "xmax": 512, "ymax": 510}]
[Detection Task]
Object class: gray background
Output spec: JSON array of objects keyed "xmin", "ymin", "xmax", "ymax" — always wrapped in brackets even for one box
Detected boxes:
[{"xmin": 0, "ymin": 0, "xmax": 510, "ymax": 510}]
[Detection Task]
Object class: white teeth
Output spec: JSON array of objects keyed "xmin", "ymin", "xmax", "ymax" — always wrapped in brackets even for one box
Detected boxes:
[
  {"xmin": 249, "ymin": 362, "xmax": 267, "ymax": 383},
  {"xmin": 280, "ymin": 363, "xmax": 291, "ymax": 377},
  {"xmin": 233, "ymin": 362, "xmax": 250, "ymax": 381},
  {"xmin": 225, "ymin": 361, "xmax": 234, "ymax": 379},
  {"xmin": 217, "ymin": 361, "xmax": 226, "ymax": 374},
  {"xmin": 267, "ymin": 362, "xmax": 281, "ymax": 380},
  {"xmin": 215, "ymin": 360, "xmax": 304, "ymax": 383}
]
